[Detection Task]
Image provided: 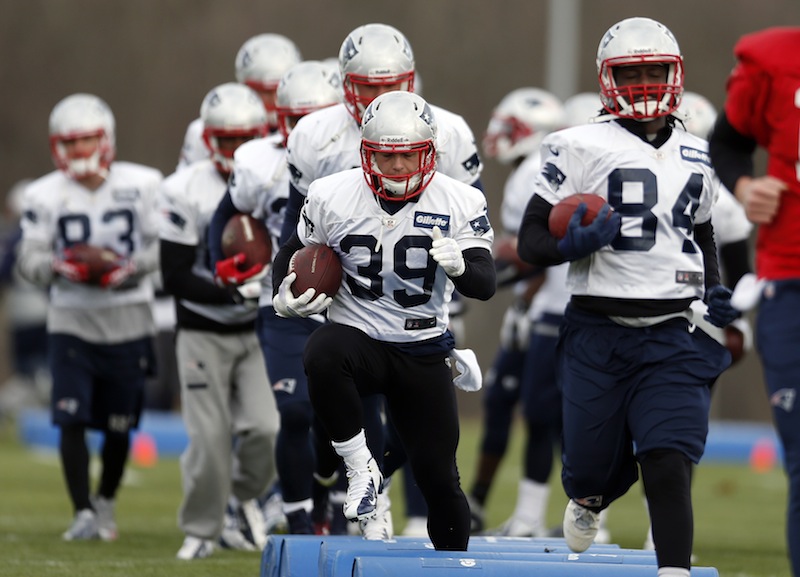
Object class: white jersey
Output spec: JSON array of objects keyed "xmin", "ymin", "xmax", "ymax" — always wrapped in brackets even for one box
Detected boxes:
[
  {"xmin": 298, "ymin": 168, "xmax": 493, "ymax": 343},
  {"xmin": 533, "ymin": 121, "xmax": 719, "ymax": 301},
  {"xmin": 17, "ymin": 162, "xmax": 162, "ymax": 342},
  {"xmin": 498, "ymin": 152, "xmax": 570, "ymax": 319},
  {"xmin": 176, "ymin": 117, "xmax": 208, "ymax": 171},
  {"xmin": 159, "ymin": 159, "xmax": 258, "ymax": 325},
  {"xmin": 287, "ymin": 102, "xmax": 482, "ymax": 197},
  {"xmin": 501, "ymin": 151, "xmax": 542, "ymax": 234},
  {"xmin": 228, "ymin": 133, "xmax": 289, "ymax": 306}
]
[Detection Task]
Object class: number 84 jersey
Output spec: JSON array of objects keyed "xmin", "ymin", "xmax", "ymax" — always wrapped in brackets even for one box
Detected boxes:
[{"xmin": 533, "ymin": 121, "xmax": 720, "ymax": 302}]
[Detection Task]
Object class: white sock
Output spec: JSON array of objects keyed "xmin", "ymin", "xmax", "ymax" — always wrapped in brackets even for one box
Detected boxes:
[
  {"xmin": 512, "ymin": 478, "xmax": 549, "ymax": 527},
  {"xmin": 331, "ymin": 429, "xmax": 372, "ymax": 469},
  {"xmin": 657, "ymin": 568, "xmax": 690, "ymax": 577}
]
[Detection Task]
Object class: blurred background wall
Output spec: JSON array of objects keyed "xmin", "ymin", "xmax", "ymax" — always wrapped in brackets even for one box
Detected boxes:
[{"xmin": 2, "ymin": 0, "xmax": 798, "ymax": 420}]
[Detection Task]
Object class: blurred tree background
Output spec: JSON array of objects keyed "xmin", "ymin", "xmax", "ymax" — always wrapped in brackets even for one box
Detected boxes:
[{"xmin": 1, "ymin": 0, "xmax": 798, "ymax": 420}]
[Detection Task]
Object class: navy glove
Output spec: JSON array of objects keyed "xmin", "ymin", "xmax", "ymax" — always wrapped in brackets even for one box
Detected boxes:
[
  {"xmin": 557, "ymin": 203, "xmax": 621, "ymax": 261},
  {"xmin": 704, "ymin": 285, "xmax": 741, "ymax": 328}
]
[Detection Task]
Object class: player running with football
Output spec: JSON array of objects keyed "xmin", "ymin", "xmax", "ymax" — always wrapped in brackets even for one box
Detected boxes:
[
  {"xmin": 271, "ymin": 90, "xmax": 495, "ymax": 550},
  {"xmin": 16, "ymin": 93, "xmax": 162, "ymax": 542},
  {"xmin": 273, "ymin": 22, "xmax": 484, "ymax": 539},
  {"xmin": 517, "ymin": 18, "xmax": 737, "ymax": 576},
  {"xmin": 207, "ymin": 60, "xmax": 344, "ymax": 536},
  {"xmin": 159, "ymin": 83, "xmax": 279, "ymax": 560}
]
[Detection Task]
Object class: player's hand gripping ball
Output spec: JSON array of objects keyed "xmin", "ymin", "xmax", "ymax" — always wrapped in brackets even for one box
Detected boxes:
[
  {"xmin": 288, "ymin": 244, "xmax": 343, "ymax": 298},
  {"xmin": 548, "ymin": 193, "xmax": 612, "ymax": 240},
  {"xmin": 64, "ymin": 244, "xmax": 122, "ymax": 285},
  {"xmin": 221, "ymin": 214, "xmax": 272, "ymax": 269}
]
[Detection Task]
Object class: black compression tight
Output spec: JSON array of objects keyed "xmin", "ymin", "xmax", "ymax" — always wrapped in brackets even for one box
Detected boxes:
[{"xmin": 640, "ymin": 449, "xmax": 693, "ymax": 569}]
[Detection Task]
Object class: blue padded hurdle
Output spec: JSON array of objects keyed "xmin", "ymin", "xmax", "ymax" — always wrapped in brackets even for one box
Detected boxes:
[
  {"xmin": 324, "ymin": 549, "xmax": 659, "ymax": 577},
  {"xmin": 261, "ymin": 535, "xmax": 653, "ymax": 577},
  {"xmin": 351, "ymin": 556, "xmax": 719, "ymax": 577},
  {"xmin": 318, "ymin": 538, "xmax": 658, "ymax": 577}
]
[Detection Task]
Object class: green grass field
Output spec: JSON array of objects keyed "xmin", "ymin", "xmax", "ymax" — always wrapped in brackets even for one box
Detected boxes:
[{"xmin": 0, "ymin": 416, "xmax": 791, "ymax": 577}]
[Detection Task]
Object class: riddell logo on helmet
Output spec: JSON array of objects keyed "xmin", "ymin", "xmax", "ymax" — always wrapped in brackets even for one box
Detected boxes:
[{"xmin": 380, "ymin": 136, "xmax": 410, "ymax": 144}]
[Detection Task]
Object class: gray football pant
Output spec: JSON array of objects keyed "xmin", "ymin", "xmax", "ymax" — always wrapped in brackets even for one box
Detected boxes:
[{"xmin": 176, "ymin": 329, "xmax": 279, "ymax": 540}]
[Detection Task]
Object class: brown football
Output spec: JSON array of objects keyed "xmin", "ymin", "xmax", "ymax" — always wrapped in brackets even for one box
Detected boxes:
[
  {"xmin": 548, "ymin": 193, "xmax": 612, "ymax": 240},
  {"xmin": 221, "ymin": 214, "xmax": 272, "ymax": 269},
  {"xmin": 67, "ymin": 244, "xmax": 121, "ymax": 285},
  {"xmin": 288, "ymin": 244, "xmax": 343, "ymax": 298}
]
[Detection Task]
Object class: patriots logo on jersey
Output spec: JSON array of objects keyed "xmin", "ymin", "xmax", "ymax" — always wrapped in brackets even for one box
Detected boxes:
[
  {"xmin": 288, "ymin": 162, "xmax": 303, "ymax": 186},
  {"xmin": 469, "ymin": 213, "xmax": 491, "ymax": 236},
  {"xmin": 680, "ymin": 146, "xmax": 712, "ymax": 167},
  {"xmin": 541, "ymin": 162, "xmax": 566, "ymax": 190},
  {"xmin": 302, "ymin": 211, "xmax": 315, "ymax": 237},
  {"xmin": 462, "ymin": 152, "xmax": 481, "ymax": 176},
  {"xmin": 414, "ymin": 212, "xmax": 450, "ymax": 230},
  {"xmin": 165, "ymin": 210, "xmax": 186, "ymax": 230}
]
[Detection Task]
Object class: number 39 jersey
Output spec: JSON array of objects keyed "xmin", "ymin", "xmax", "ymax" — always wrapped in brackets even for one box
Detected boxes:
[
  {"xmin": 532, "ymin": 121, "xmax": 719, "ymax": 301},
  {"xmin": 297, "ymin": 168, "xmax": 493, "ymax": 343}
]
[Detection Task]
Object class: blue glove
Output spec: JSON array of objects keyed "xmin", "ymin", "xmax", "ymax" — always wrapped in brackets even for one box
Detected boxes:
[
  {"xmin": 704, "ymin": 285, "xmax": 741, "ymax": 328},
  {"xmin": 557, "ymin": 203, "xmax": 621, "ymax": 261}
]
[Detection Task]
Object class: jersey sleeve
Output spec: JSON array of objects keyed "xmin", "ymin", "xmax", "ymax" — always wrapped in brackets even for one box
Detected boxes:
[
  {"xmin": 529, "ymin": 131, "xmax": 586, "ymax": 205},
  {"xmin": 286, "ymin": 120, "xmax": 317, "ymax": 197},
  {"xmin": 158, "ymin": 171, "xmax": 200, "ymax": 246},
  {"xmin": 433, "ymin": 107, "xmax": 483, "ymax": 186}
]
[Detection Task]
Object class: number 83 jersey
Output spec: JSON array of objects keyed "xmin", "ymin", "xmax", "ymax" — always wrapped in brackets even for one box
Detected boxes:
[
  {"xmin": 297, "ymin": 168, "xmax": 493, "ymax": 343},
  {"xmin": 533, "ymin": 121, "xmax": 720, "ymax": 301}
]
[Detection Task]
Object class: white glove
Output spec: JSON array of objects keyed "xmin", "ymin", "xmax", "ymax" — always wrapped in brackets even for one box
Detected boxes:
[
  {"xmin": 730, "ymin": 273, "xmax": 766, "ymax": 312},
  {"xmin": 233, "ymin": 278, "xmax": 262, "ymax": 310},
  {"xmin": 499, "ymin": 300, "xmax": 531, "ymax": 351},
  {"xmin": 450, "ymin": 348, "xmax": 482, "ymax": 392},
  {"xmin": 429, "ymin": 226, "xmax": 465, "ymax": 277},
  {"xmin": 273, "ymin": 271, "xmax": 333, "ymax": 319}
]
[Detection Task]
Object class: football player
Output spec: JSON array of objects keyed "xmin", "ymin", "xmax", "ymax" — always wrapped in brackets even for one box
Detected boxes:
[
  {"xmin": 708, "ymin": 26, "xmax": 800, "ymax": 577},
  {"xmin": 206, "ymin": 60, "xmax": 343, "ymax": 536},
  {"xmin": 159, "ymin": 83, "xmax": 279, "ymax": 560},
  {"xmin": 517, "ymin": 18, "xmax": 737, "ymax": 575},
  {"xmin": 275, "ymin": 22, "xmax": 484, "ymax": 540},
  {"xmin": 468, "ymin": 87, "xmax": 572, "ymax": 537},
  {"xmin": 176, "ymin": 33, "xmax": 302, "ymax": 170},
  {"xmin": 16, "ymin": 93, "xmax": 162, "ymax": 542},
  {"xmin": 271, "ymin": 91, "xmax": 495, "ymax": 550}
]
